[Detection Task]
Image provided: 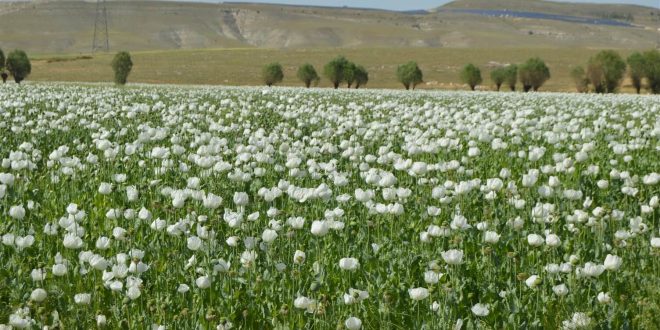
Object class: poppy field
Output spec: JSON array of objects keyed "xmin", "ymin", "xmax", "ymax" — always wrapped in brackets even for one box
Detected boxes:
[{"xmin": 0, "ymin": 84, "xmax": 658, "ymax": 329}]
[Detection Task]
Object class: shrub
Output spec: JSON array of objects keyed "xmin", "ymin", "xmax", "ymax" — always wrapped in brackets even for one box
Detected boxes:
[
  {"xmin": 504, "ymin": 65, "xmax": 518, "ymax": 91},
  {"xmin": 111, "ymin": 51, "xmax": 133, "ymax": 85},
  {"xmin": 324, "ymin": 56, "xmax": 349, "ymax": 89},
  {"xmin": 297, "ymin": 64, "xmax": 319, "ymax": 88},
  {"xmin": 586, "ymin": 63, "xmax": 604, "ymax": 93},
  {"xmin": 570, "ymin": 66, "xmax": 589, "ymax": 93},
  {"xmin": 518, "ymin": 58, "xmax": 550, "ymax": 92},
  {"xmin": 5, "ymin": 49, "xmax": 31, "ymax": 84},
  {"xmin": 627, "ymin": 52, "xmax": 645, "ymax": 94},
  {"xmin": 460, "ymin": 64, "xmax": 482, "ymax": 91},
  {"xmin": 643, "ymin": 50, "xmax": 660, "ymax": 94},
  {"xmin": 490, "ymin": 67, "xmax": 507, "ymax": 91},
  {"xmin": 0, "ymin": 48, "xmax": 6, "ymax": 83},
  {"xmin": 344, "ymin": 62, "xmax": 357, "ymax": 88},
  {"xmin": 262, "ymin": 62, "xmax": 284, "ymax": 87},
  {"xmin": 587, "ymin": 50, "xmax": 626, "ymax": 94},
  {"xmin": 396, "ymin": 61, "xmax": 423, "ymax": 90},
  {"xmin": 354, "ymin": 65, "xmax": 369, "ymax": 89}
]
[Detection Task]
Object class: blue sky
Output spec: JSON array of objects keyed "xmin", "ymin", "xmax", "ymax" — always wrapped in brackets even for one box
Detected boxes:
[{"xmin": 171, "ymin": 1, "xmax": 660, "ymax": 10}]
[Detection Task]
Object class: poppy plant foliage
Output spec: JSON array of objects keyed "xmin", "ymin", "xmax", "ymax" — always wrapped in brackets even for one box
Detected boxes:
[{"xmin": 0, "ymin": 84, "xmax": 658, "ymax": 329}]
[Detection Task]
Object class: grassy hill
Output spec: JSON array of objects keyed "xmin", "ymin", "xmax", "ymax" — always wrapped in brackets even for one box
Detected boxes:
[
  {"xmin": 0, "ymin": 0, "xmax": 658, "ymax": 54},
  {"xmin": 2, "ymin": 0, "xmax": 658, "ymax": 92}
]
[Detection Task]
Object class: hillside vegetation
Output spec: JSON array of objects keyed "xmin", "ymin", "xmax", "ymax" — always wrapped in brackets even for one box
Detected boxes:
[{"xmin": 0, "ymin": 0, "xmax": 658, "ymax": 54}]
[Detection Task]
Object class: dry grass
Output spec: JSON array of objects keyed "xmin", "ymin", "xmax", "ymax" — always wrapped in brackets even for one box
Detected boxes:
[{"xmin": 28, "ymin": 47, "xmax": 647, "ymax": 93}]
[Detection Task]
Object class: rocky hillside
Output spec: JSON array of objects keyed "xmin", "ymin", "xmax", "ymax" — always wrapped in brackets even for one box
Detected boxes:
[{"xmin": 0, "ymin": 0, "xmax": 658, "ymax": 54}]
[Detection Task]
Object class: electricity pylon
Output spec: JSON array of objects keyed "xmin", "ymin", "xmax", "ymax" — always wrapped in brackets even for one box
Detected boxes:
[{"xmin": 92, "ymin": 0, "xmax": 109, "ymax": 53}]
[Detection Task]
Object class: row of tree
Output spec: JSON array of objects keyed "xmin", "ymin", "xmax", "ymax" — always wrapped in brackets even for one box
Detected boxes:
[
  {"xmin": 264, "ymin": 51, "xmax": 659, "ymax": 94},
  {"xmin": 571, "ymin": 49, "xmax": 660, "ymax": 94},
  {"xmin": 0, "ymin": 48, "xmax": 32, "ymax": 84},
  {"xmin": 263, "ymin": 56, "xmax": 552, "ymax": 92},
  {"xmin": 262, "ymin": 56, "xmax": 369, "ymax": 89},
  {"xmin": 1, "ymin": 49, "xmax": 133, "ymax": 86},
  {"xmin": 106, "ymin": 49, "xmax": 660, "ymax": 94},
  {"xmin": 6, "ymin": 49, "xmax": 658, "ymax": 94},
  {"xmin": 459, "ymin": 58, "xmax": 551, "ymax": 92}
]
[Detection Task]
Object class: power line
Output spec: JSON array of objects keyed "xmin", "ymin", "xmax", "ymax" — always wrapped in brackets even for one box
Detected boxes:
[{"xmin": 92, "ymin": 0, "xmax": 109, "ymax": 53}]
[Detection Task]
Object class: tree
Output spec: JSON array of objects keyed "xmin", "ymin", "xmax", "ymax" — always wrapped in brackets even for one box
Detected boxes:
[
  {"xmin": 354, "ymin": 65, "xmax": 369, "ymax": 89},
  {"xmin": 627, "ymin": 52, "xmax": 645, "ymax": 94},
  {"xmin": 504, "ymin": 65, "xmax": 518, "ymax": 91},
  {"xmin": 396, "ymin": 61, "xmax": 423, "ymax": 90},
  {"xmin": 297, "ymin": 64, "xmax": 319, "ymax": 88},
  {"xmin": 570, "ymin": 66, "xmax": 590, "ymax": 93},
  {"xmin": 490, "ymin": 67, "xmax": 507, "ymax": 91},
  {"xmin": 460, "ymin": 64, "xmax": 482, "ymax": 91},
  {"xmin": 644, "ymin": 50, "xmax": 660, "ymax": 94},
  {"xmin": 0, "ymin": 48, "xmax": 6, "ymax": 83},
  {"xmin": 518, "ymin": 58, "xmax": 550, "ymax": 92},
  {"xmin": 111, "ymin": 51, "xmax": 133, "ymax": 85},
  {"xmin": 261, "ymin": 62, "xmax": 284, "ymax": 87},
  {"xmin": 343, "ymin": 62, "xmax": 357, "ymax": 88},
  {"xmin": 587, "ymin": 50, "xmax": 626, "ymax": 94},
  {"xmin": 6, "ymin": 50, "xmax": 31, "ymax": 84},
  {"xmin": 324, "ymin": 56, "xmax": 349, "ymax": 89}
]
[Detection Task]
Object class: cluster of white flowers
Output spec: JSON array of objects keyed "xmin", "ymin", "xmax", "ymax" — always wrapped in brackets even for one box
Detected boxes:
[{"xmin": 0, "ymin": 84, "xmax": 657, "ymax": 328}]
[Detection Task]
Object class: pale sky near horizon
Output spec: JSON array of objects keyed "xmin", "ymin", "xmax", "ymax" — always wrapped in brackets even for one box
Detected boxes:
[
  {"xmin": 0, "ymin": 0, "xmax": 657, "ymax": 9},
  {"xmin": 168, "ymin": 0, "xmax": 660, "ymax": 10}
]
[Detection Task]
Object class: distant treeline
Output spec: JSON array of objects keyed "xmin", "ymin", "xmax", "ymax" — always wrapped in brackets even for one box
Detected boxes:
[
  {"xmin": 598, "ymin": 12, "xmax": 634, "ymax": 22},
  {"xmin": 2, "ymin": 47, "xmax": 659, "ymax": 95},
  {"xmin": 263, "ymin": 50, "xmax": 659, "ymax": 94},
  {"xmin": 570, "ymin": 50, "xmax": 660, "ymax": 94},
  {"xmin": 260, "ymin": 56, "xmax": 551, "ymax": 93}
]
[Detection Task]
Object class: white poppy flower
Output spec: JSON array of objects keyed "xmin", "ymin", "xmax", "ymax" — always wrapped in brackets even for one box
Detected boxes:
[
  {"xmin": 195, "ymin": 275, "xmax": 211, "ymax": 289},
  {"xmin": 441, "ymin": 249, "xmax": 464, "ymax": 265},
  {"xmin": 471, "ymin": 303, "xmax": 489, "ymax": 317},
  {"xmin": 339, "ymin": 257, "xmax": 360, "ymax": 271},
  {"xmin": 30, "ymin": 288, "xmax": 47, "ymax": 302},
  {"xmin": 9, "ymin": 205, "xmax": 25, "ymax": 220},
  {"xmin": 74, "ymin": 293, "xmax": 91, "ymax": 305},
  {"xmin": 345, "ymin": 317, "xmax": 362, "ymax": 330},
  {"xmin": 552, "ymin": 284, "xmax": 568, "ymax": 296},
  {"xmin": 187, "ymin": 236, "xmax": 202, "ymax": 251},
  {"xmin": 408, "ymin": 287, "xmax": 429, "ymax": 301},
  {"xmin": 603, "ymin": 254, "xmax": 622, "ymax": 271}
]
